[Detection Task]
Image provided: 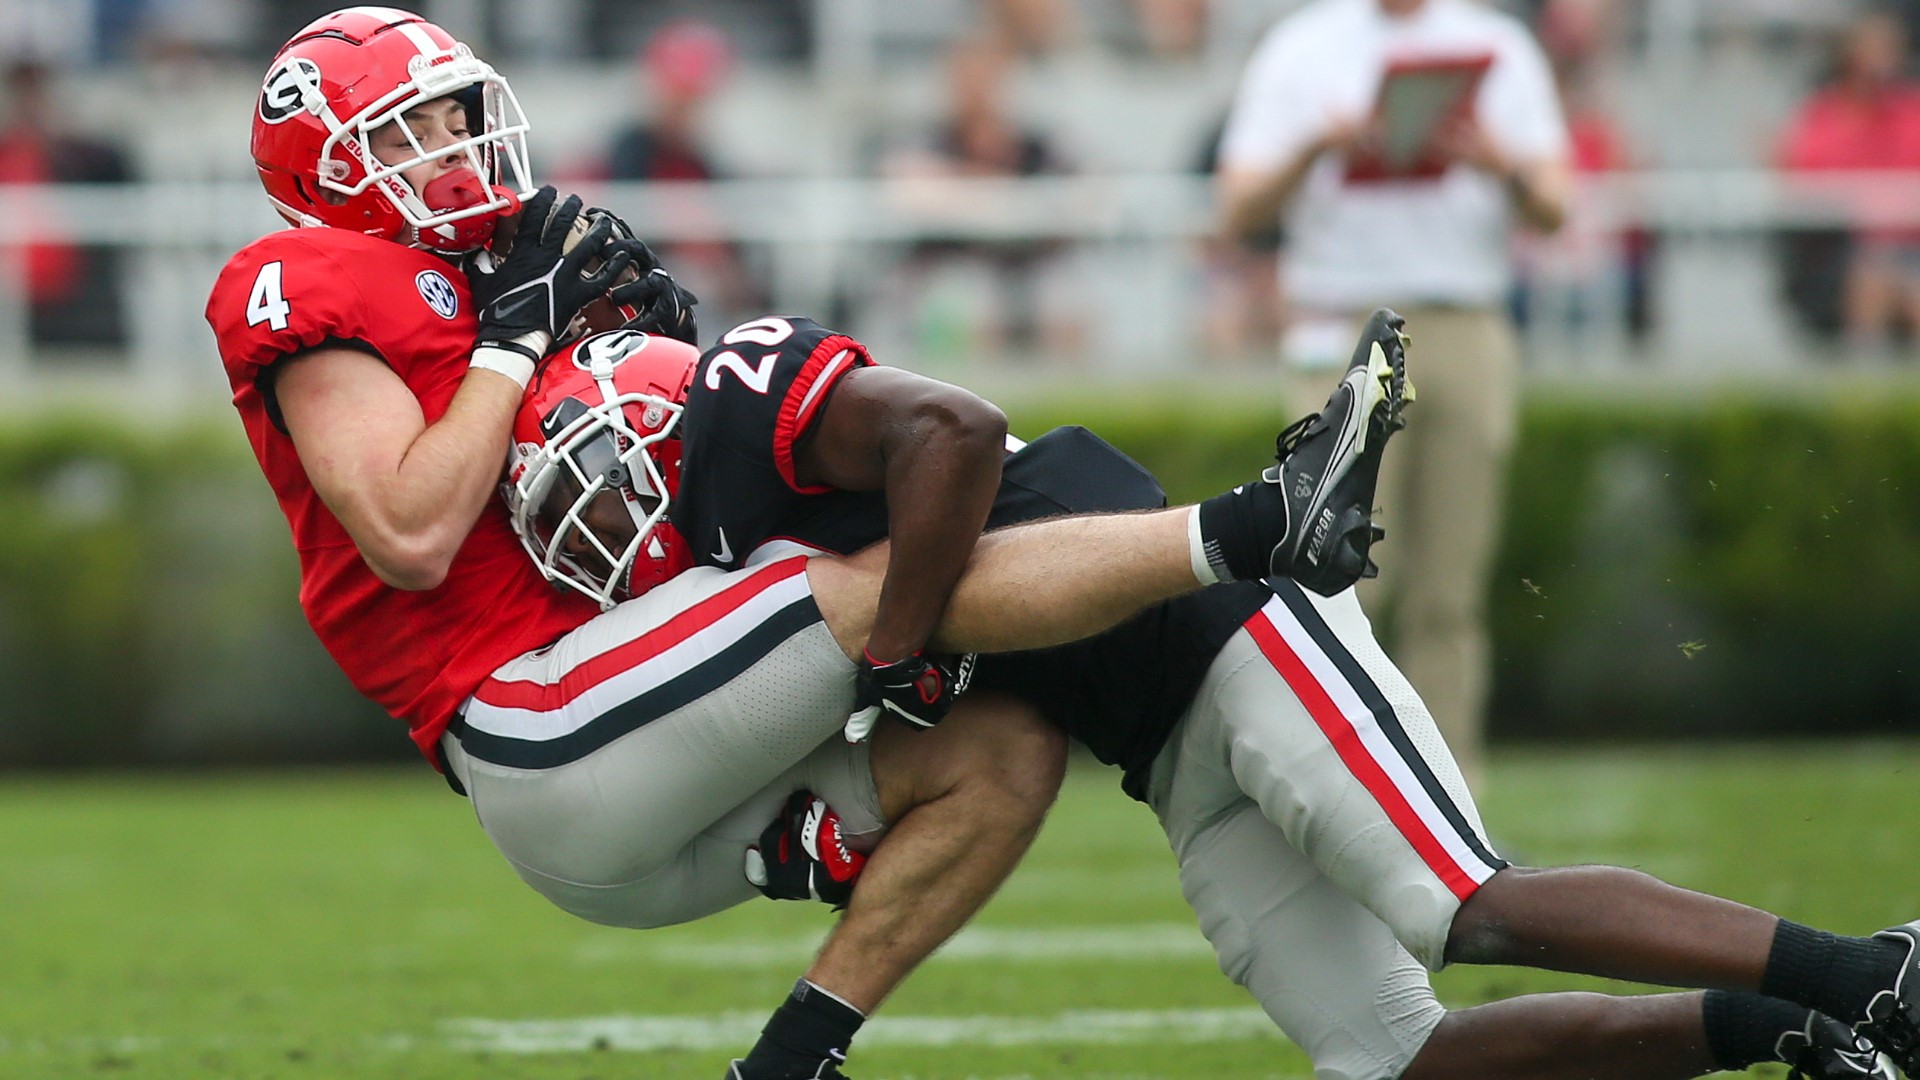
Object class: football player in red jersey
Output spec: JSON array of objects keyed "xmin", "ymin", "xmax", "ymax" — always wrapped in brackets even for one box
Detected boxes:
[
  {"xmin": 210, "ymin": 13, "xmax": 1419, "ymax": 1079},
  {"xmin": 524, "ymin": 314, "xmax": 1915, "ymax": 1080},
  {"xmin": 207, "ymin": 6, "xmax": 658, "ymax": 764}
]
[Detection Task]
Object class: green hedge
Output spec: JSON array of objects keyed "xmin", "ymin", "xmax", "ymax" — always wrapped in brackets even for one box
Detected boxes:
[
  {"xmin": 1, "ymin": 389, "xmax": 1916, "ymax": 765},
  {"xmin": 1486, "ymin": 392, "xmax": 1920, "ymax": 741},
  {"xmin": 1002, "ymin": 385, "xmax": 1920, "ymax": 742},
  {"xmin": 0, "ymin": 416, "xmax": 390, "ymax": 767}
]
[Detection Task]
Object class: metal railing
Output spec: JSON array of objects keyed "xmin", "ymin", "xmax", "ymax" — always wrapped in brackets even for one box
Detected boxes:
[{"xmin": 1, "ymin": 170, "xmax": 1916, "ymax": 404}]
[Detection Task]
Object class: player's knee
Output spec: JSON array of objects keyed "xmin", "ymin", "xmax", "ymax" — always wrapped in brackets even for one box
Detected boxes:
[
  {"xmin": 1000, "ymin": 716, "xmax": 1068, "ymax": 811},
  {"xmin": 1443, "ymin": 876, "xmax": 1515, "ymax": 965},
  {"xmin": 1444, "ymin": 864, "xmax": 1560, "ymax": 966},
  {"xmin": 803, "ymin": 553, "xmax": 886, "ymax": 663},
  {"xmin": 950, "ymin": 700, "xmax": 1066, "ymax": 821}
]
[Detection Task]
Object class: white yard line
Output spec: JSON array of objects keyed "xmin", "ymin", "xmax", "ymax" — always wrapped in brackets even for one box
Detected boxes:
[
  {"xmin": 5, "ymin": 1008, "xmax": 1287, "ymax": 1062},
  {"xmin": 443, "ymin": 1007, "xmax": 1283, "ymax": 1053},
  {"xmin": 574, "ymin": 922, "xmax": 1215, "ymax": 968}
]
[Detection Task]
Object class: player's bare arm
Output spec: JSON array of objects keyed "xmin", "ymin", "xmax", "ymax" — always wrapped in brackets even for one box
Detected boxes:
[
  {"xmin": 259, "ymin": 94, "xmax": 534, "ymax": 589},
  {"xmin": 275, "ymin": 346, "xmax": 524, "ymax": 589},
  {"xmin": 268, "ymin": 193, "xmax": 635, "ymax": 588},
  {"xmin": 794, "ymin": 365, "xmax": 1007, "ymax": 663}
]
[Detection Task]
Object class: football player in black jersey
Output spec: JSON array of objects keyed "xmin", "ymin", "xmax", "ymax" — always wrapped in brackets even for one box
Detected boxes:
[
  {"xmin": 653, "ymin": 314, "xmax": 1907, "ymax": 1080},
  {"xmin": 498, "ymin": 310, "xmax": 1421, "ymax": 1080},
  {"xmin": 510, "ymin": 312, "xmax": 1910, "ymax": 1078}
]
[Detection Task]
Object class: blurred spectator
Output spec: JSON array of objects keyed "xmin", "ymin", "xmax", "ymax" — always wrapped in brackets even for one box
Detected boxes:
[
  {"xmin": 1192, "ymin": 113, "xmax": 1285, "ymax": 361},
  {"xmin": 608, "ymin": 20, "xmax": 734, "ymax": 185},
  {"xmin": 987, "ymin": 0, "xmax": 1077, "ymax": 54},
  {"xmin": 1512, "ymin": 0, "xmax": 1653, "ymax": 354},
  {"xmin": 137, "ymin": 0, "xmax": 257, "ymax": 65},
  {"xmin": 0, "ymin": 58, "xmax": 132, "ymax": 353},
  {"xmin": 0, "ymin": 2, "xmax": 95, "ymax": 66},
  {"xmin": 882, "ymin": 38, "xmax": 1084, "ymax": 362},
  {"xmin": 1130, "ymin": 0, "xmax": 1210, "ymax": 58},
  {"xmin": 603, "ymin": 19, "xmax": 760, "ymax": 336},
  {"xmin": 986, "ymin": 0, "xmax": 1210, "ymax": 59},
  {"xmin": 1776, "ymin": 8, "xmax": 1920, "ymax": 354},
  {"xmin": 1216, "ymin": 0, "xmax": 1570, "ymax": 786}
]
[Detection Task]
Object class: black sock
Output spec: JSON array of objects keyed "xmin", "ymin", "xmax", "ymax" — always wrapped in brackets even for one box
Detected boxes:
[
  {"xmin": 738, "ymin": 979, "xmax": 865, "ymax": 1078},
  {"xmin": 1196, "ymin": 487, "xmax": 1266, "ymax": 583},
  {"xmin": 1702, "ymin": 990, "xmax": 1817, "ymax": 1069},
  {"xmin": 1760, "ymin": 919, "xmax": 1906, "ymax": 1024}
]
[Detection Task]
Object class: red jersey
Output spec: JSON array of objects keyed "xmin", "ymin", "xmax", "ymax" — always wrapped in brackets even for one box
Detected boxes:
[
  {"xmin": 205, "ymin": 227, "xmax": 598, "ymax": 763},
  {"xmin": 1779, "ymin": 84, "xmax": 1920, "ymax": 174},
  {"xmin": 1778, "ymin": 84, "xmax": 1920, "ymax": 247}
]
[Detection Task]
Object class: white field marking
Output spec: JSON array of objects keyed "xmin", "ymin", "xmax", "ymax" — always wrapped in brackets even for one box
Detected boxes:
[
  {"xmin": 443, "ymin": 1007, "xmax": 1283, "ymax": 1054},
  {"xmin": 571, "ymin": 922, "xmax": 1214, "ymax": 968}
]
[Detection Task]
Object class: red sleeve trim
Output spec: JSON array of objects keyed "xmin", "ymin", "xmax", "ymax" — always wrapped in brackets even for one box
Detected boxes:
[{"xmin": 773, "ymin": 334, "xmax": 874, "ymax": 494}]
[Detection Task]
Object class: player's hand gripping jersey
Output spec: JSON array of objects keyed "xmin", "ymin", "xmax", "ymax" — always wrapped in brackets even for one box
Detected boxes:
[
  {"xmin": 207, "ymin": 227, "xmax": 597, "ymax": 760},
  {"xmin": 675, "ymin": 316, "xmax": 1274, "ymax": 798}
]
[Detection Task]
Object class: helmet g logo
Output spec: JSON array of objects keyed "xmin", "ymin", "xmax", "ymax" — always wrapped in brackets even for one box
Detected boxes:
[
  {"xmin": 259, "ymin": 58, "xmax": 321, "ymax": 125},
  {"xmin": 574, "ymin": 331, "xmax": 649, "ymax": 372}
]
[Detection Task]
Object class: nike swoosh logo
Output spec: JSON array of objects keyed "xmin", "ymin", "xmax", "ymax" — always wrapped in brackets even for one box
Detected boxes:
[
  {"xmin": 712, "ymin": 527, "xmax": 733, "ymax": 563},
  {"xmin": 1296, "ymin": 361, "xmax": 1372, "ymax": 563}
]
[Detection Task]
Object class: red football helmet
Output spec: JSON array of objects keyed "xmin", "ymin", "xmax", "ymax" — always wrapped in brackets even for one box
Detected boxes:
[
  {"xmin": 250, "ymin": 6, "xmax": 534, "ymax": 252},
  {"xmin": 505, "ymin": 330, "xmax": 700, "ymax": 609}
]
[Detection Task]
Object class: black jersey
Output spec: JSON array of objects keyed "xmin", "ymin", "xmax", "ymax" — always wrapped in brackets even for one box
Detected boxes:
[
  {"xmin": 675, "ymin": 315, "xmax": 1271, "ymax": 800},
  {"xmin": 674, "ymin": 316, "xmax": 877, "ymax": 570}
]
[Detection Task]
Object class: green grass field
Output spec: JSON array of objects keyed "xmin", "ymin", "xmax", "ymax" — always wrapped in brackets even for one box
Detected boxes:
[{"xmin": 2, "ymin": 742, "xmax": 1917, "ymax": 1079}]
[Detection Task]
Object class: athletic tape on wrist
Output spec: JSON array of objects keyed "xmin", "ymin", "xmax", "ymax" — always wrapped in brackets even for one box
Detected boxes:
[
  {"xmin": 469, "ymin": 347, "xmax": 536, "ymax": 389},
  {"xmin": 1187, "ymin": 505, "xmax": 1223, "ymax": 586},
  {"xmin": 469, "ymin": 331, "xmax": 552, "ymax": 391}
]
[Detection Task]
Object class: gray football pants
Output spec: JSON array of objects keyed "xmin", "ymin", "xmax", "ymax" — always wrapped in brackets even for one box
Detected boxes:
[
  {"xmin": 439, "ymin": 558, "xmax": 886, "ymax": 929},
  {"xmin": 1145, "ymin": 583, "xmax": 1504, "ymax": 1080}
]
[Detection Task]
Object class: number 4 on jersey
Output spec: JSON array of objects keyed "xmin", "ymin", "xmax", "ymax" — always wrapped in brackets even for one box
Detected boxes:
[{"xmin": 246, "ymin": 261, "xmax": 292, "ymax": 332}]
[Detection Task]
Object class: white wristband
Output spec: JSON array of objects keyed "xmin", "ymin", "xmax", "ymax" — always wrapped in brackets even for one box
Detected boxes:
[{"xmin": 469, "ymin": 330, "xmax": 551, "ymax": 391}]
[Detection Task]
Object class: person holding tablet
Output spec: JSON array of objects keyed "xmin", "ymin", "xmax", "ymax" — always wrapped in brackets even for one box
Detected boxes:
[{"xmin": 1215, "ymin": 0, "xmax": 1572, "ymax": 787}]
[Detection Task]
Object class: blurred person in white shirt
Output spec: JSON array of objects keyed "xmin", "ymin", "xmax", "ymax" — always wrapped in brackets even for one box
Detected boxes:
[{"xmin": 1216, "ymin": 0, "xmax": 1571, "ymax": 786}]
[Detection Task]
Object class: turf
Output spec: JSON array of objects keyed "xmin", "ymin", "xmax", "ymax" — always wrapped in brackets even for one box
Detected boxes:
[{"xmin": 1, "ymin": 741, "xmax": 1916, "ymax": 1079}]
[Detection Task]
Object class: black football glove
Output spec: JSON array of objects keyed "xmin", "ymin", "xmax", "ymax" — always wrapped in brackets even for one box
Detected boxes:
[
  {"xmin": 578, "ymin": 204, "xmax": 700, "ymax": 346},
  {"xmin": 843, "ymin": 649, "xmax": 975, "ymax": 743},
  {"xmin": 610, "ymin": 267, "xmax": 700, "ymax": 346},
  {"xmin": 743, "ymin": 790, "xmax": 867, "ymax": 908},
  {"xmin": 468, "ymin": 187, "xmax": 644, "ymax": 356}
]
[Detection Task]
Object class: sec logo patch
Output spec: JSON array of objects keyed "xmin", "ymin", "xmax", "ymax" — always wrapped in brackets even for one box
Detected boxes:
[{"xmin": 415, "ymin": 270, "xmax": 460, "ymax": 319}]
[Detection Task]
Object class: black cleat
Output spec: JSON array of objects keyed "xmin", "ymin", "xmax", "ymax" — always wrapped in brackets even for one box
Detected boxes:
[
  {"xmin": 1779, "ymin": 1012, "xmax": 1898, "ymax": 1079},
  {"xmin": 1857, "ymin": 920, "xmax": 1920, "ymax": 1075},
  {"xmin": 1261, "ymin": 307, "xmax": 1414, "ymax": 595},
  {"xmin": 727, "ymin": 1055, "xmax": 850, "ymax": 1079}
]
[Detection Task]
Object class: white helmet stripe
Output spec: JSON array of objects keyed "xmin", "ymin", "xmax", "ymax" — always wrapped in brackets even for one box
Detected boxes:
[
  {"xmin": 336, "ymin": 6, "xmax": 417, "ymax": 20},
  {"xmin": 393, "ymin": 19, "xmax": 443, "ymax": 58}
]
